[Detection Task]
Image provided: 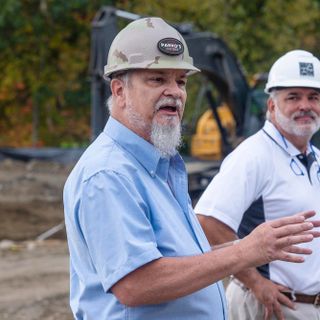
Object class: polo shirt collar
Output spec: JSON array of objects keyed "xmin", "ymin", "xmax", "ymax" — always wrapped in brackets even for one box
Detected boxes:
[
  {"xmin": 103, "ymin": 117, "xmax": 174, "ymax": 179},
  {"xmin": 262, "ymin": 120, "xmax": 313, "ymax": 157}
]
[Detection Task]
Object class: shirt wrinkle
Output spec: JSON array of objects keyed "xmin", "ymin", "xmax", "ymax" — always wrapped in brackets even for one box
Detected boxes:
[
  {"xmin": 104, "ymin": 117, "xmax": 161, "ymax": 177},
  {"xmin": 64, "ymin": 116, "xmax": 227, "ymax": 319}
]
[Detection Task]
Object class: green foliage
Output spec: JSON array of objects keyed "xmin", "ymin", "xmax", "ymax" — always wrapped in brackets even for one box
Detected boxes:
[
  {"xmin": 0, "ymin": 0, "xmax": 319, "ymax": 146},
  {"xmin": 116, "ymin": 0, "xmax": 320, "ymax": 150},
  {"xmin": 116, "ymin": 0, "xmax": 320, "ymax": 75},
  {"xmin": 0, "ymin": 0, "xmax": 111, "ymax": 147}
]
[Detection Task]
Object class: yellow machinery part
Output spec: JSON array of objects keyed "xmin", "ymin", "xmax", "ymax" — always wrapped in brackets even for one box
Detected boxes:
[{"xmin": 191, "ymin": 104, "xmax": 236, "ymax": 160}]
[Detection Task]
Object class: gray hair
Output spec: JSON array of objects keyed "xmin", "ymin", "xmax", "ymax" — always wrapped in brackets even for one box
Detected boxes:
[
  {"xmin": 265, "ymin": 90, "xmax": 279, "ymax": 120},
  {"xmin": 106, "ymin": 71, "xmax": 132, "ymax": 114},
  {"xmin": 269, "ymin": 90, "xmax": 279, "ymax": 102}
]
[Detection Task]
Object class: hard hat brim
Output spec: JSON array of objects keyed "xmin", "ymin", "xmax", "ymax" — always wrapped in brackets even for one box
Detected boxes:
[
  {"xmin": 265, "ymin": 79, "xmax": 320, "ymax": 94},
  {"xmin": 104, "ymin": 60, "xmax": 200, "ymax": 80}
]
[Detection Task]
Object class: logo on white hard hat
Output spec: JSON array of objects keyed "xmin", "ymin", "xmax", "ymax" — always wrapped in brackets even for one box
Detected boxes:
[{"xmin": 299, "ymin": 62, "xmax": 314, "ymax": 77}]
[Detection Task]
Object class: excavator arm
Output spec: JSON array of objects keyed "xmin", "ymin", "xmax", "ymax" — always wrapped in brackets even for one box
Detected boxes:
[
  {"xmin": 89, "ymin": 6, "xmax": 252, "ymax": 141},
  {"xmin": 88, "ymin": 6, "xmax": 265, "ymax": 202}
]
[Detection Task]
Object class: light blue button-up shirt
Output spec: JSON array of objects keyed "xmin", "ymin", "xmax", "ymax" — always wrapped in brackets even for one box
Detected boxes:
[{"xmin": 63, "ymin": 117, "xmax": 227, "ymax": 319}]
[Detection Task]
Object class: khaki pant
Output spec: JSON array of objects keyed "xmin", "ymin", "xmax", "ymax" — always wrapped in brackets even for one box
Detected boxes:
[{"xmin": 226, "ymin": 279, "xmax": 320, "ymax": 320}]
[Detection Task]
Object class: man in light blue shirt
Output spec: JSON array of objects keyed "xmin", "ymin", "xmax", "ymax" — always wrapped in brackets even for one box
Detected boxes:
[{"xmin": 63, "ymin": 18, "xmax": 319, "ymax": 319}]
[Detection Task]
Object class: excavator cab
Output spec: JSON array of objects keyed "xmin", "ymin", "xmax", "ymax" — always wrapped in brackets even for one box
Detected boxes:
[
  {"xmin": 191, "ymin": 105, "xmax": 236, "ymax": 160},
  {"xmin": 189, "ymin": 71, "xmax": 268, "ymax": 160},
  {"xmin": 89, "ymin": 6, "xmax": 265, "ymax": 143}
]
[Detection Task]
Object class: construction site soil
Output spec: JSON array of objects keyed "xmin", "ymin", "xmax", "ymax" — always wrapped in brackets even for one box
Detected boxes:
[
  {"xmin": 0, "ymin": 159, "xmax": 73, "ymax": 320},
  {"xmin": 0, "ymin": 157, "xmax": 228, "ymax": 319}
]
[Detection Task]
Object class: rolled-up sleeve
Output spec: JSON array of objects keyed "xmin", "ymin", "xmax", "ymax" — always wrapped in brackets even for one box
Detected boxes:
[{"xmin": 79, "ymin": 170, "xmax": 163, "ymax": 292}]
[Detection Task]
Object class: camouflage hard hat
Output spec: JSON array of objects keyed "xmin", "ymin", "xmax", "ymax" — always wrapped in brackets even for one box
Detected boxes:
[{"xmin": 103, "ymin": 17, "xmax": 200, "ymax": 79}]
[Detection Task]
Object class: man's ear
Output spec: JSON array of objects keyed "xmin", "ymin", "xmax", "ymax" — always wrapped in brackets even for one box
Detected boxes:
[
  {"xmin": 267, "ymin": 97, "xmax": 275, "ymax": 114},
  {"xmin": 110, "ymin": 79, "xmax": 126, "ymax": 108}
]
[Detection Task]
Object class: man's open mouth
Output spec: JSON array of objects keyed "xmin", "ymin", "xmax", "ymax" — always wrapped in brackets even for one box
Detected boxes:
[{"xmin": 158, "ymin": 105, "xmax": 178, "ymax": 112}]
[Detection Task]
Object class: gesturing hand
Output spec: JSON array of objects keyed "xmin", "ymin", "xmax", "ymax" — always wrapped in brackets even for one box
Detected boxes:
[{"xmin": 239, "ymin": 210, "xmax": 320, "ymax": 267}]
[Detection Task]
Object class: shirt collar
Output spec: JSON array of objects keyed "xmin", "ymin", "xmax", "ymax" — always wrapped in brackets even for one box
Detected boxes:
[
  {"xmin": 103, "ymin": 117, "xmax": 176, "ymax": 179},
  {"xmin": 262, "ymin": 120, "xmax": 313, "ymax": 157}
]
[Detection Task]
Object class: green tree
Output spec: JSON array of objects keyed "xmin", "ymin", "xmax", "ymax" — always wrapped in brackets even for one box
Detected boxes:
[
  {"xmin": 116, "ymin": 0, "xmax": 320, "ymax": 75},
  {"xmin": 1, "ymin": 0, "xmax": 319, "ymax": 147},
  {"xmin": 0, "ymin": 0, "xmax": 111, "ymax": 147}
]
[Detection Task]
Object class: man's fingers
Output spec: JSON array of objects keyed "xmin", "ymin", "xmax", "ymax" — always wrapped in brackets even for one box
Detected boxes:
[
  {"xmin": 277, "ymin": 233, "xmax": 313, "ymax": 248},
  {"xmin": 310, "ymin": 231, "xmax": 320, "ymax": 238},
  {"xmin": 263, "ymin": 306, "xmax": 271, "ymax": 320},
  {"xmin": 263, "ymin": 304, "xmax": 276, "ymax": 320},
  {"xmin": 270, "ymin": 215, "xmax": 306, "ymax": 228},
  {"xmin": 271, "ymin": 301, "xmax": 284, "ymax": 320},
  {"xmin": 310, "ymin": 220, "xmax": 320, "ymax": 228},
  {"xmin": 275, "ymin": 222, "xmax": 314, "ymax": 238},
  {"xmin": 297, "ymin": 210, "xmax": 320, "ymax": 234},
  {"xmin": 275, "ymin": 284, "xmax": 290, "ymax": 290},
  {"xmin": 296, "ymin": 210, "xmax": 316, "ymax": 220},
  {"xmin": 278, "ymin": 292, "xmax": 295, "ymax": 310},
  {"xmin": 283, "ymin": 245, "xmax": 312, "ymax": 255},
  {"xmin": 277, "ymin": 252, "xmax": 305, "ymax": 263},
  {"xmin": 270, "ymin": 210, "xmax": 316, "ymax": 229},
  {"xmin": 276, "ymin": 235, "xmax": 315, "ymax": 262},
  {"xmin": 303, "ymin": 230, "xmax": 320, "ymax": 238}
]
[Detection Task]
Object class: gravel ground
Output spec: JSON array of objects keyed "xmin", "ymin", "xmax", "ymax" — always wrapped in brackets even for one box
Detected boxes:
[{"xmin": 0, "ymin": 159, "xmax": 73, "ymax": 320}]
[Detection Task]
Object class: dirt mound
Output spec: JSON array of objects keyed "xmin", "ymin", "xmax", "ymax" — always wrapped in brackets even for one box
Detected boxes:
[
  {"xmin": 0, "ymin": 240, "xmax": 72, "ymax": 320},
  {"xmin": 0, "ymin": 158, "xmax": 74, "ymax": 319},
  {"xmin": 0, "ymin": 159, "xmax": 73, "ymax": 241}
]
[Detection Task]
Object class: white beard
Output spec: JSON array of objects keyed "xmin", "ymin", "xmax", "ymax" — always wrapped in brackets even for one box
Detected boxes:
[
  {"xmin": 126, "ymin": 97, "xmax": 183, "ymax": 158},
  {"xmin": 150, "ymin": 118, "xmax": 182, "ymax": 158},
  {"xmin": 274, "ymin": 103, "xmax": 320, "ymax": 139},
  {"xmin": 126, "ymin": 104, "xmax": 150, "ymax": 135}
]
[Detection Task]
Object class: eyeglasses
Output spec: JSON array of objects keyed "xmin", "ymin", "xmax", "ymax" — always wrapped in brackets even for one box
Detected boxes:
[
  {"xmin": 290, "ymin": 154, "xmax": 320, "ymax": 184},
  {"xmin": 263, "ymin": 129, "xmax": 320, "ymax": 183},
  {"xmin": 290, "ymin": 158, "xmax": 304, "ymax": 176}
]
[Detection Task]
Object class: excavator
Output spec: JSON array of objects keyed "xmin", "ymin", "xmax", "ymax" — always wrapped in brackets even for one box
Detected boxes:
[{"xmin": 89, "ymin": 6, "xmax": 318, "ymax": 202}]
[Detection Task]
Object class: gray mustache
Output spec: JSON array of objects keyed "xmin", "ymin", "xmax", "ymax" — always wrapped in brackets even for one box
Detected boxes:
[
  {"xmin": 155, "ymin": 98, "xmax": 183, "ymax": 111},
  {"xmin": 293, "ymin": 110, "xmax": 318, "ymax": 119}
]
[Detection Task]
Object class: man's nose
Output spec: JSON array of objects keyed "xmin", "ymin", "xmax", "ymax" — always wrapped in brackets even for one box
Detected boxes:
[
  {"xmin": 298, "ymin": 97, "xmax": 312, "ymax": 111},
  {"xmin": 163, "ymin": 81, "xmax": 184, "ymax": 99}
]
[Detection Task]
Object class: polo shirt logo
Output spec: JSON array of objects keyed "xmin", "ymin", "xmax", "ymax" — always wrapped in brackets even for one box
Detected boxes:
[{"xmin": 299, "ymin": 62, "xmax": 314, "ymax": 77}]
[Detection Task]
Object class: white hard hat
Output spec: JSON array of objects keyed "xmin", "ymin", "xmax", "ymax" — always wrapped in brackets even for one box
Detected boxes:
[{"xmin": 265, "ymin": 50, "xmax": 320, "ymax": 94}]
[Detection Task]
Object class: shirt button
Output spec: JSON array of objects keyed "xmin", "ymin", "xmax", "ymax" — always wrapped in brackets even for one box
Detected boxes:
[{"xmin": 150, "ymin": 170, "xmax": 154, "ymax": 176}]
